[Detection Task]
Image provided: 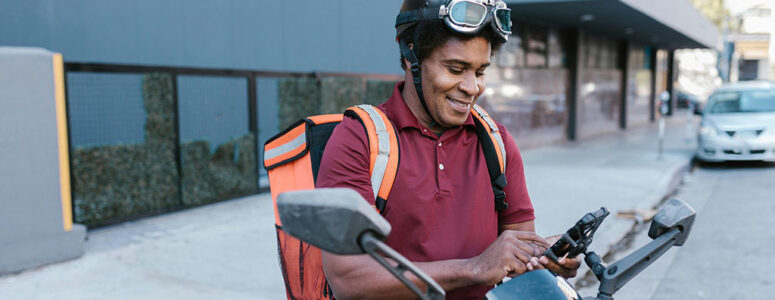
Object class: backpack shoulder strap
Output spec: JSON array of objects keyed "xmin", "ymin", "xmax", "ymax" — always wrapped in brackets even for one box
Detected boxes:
[
  {"xmin": 264, "ymin": 114, "xmax": 344, "ymax": 227},
  {"xmin": 470, "ymin": 104, "xmax": 509, "ymax": 212},
  {"xmin": 344, "ymin": 105, "xmax": 399, "ymax": 213}
]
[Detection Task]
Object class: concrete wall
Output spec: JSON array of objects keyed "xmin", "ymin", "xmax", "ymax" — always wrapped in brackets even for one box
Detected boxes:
[
  {"xmin": 0, "ymin": 0, "xmax": 402, "ymax": 75},
  {"xmin": 0, "ymin": 47, "xmax": 86, "ymax": 274}
]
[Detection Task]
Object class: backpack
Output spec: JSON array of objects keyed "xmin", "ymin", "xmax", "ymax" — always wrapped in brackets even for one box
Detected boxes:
[{"xmin": 264, "ymin": 104, "xmax": 508, "ymax": 300}]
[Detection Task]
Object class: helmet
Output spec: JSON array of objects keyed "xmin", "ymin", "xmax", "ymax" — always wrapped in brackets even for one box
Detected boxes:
[
  {"xmin": 397, "ymin": 0, "xmax": 512, "ymax": 42},
  {"xmin": 395, "ymin": 0, "xmax": 512, "ymax": 127}
]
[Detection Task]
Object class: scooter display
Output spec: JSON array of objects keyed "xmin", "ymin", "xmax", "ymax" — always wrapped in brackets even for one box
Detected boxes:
[{"xmin": 276, "ymin": 188, "xmax": 696, "ymax": 300}]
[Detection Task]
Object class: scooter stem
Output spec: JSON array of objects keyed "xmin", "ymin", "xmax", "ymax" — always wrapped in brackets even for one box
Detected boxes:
[{"xmin": 359, "ymin": 232, "xmax": 446, "ymax": 300}]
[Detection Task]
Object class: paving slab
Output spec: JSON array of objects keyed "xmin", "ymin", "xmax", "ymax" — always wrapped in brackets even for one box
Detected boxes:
[{"xmin": 0, "ymin": 194, "xmax": 284, "ymax": 300}]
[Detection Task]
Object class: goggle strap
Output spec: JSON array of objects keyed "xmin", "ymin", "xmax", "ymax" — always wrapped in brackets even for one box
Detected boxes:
[
  {"xmin": 398, "ymin": 39, "xmax": 437, "ymax": 127},
  {"xmin": 398, "ymin": 40, "xmax": 417, "ymax": 70},
  {"xmin": 395, "ymin": 7, "xmax": 442, "ymax": 28},
  {"xmin": 398, "ymin": 39, "xmax": 422, "ymax": 92}
]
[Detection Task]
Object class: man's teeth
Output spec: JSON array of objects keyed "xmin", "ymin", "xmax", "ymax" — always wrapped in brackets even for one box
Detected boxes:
[{"xmin": 448, "ymin": 98, "xmax": 470, "ymax": 108}]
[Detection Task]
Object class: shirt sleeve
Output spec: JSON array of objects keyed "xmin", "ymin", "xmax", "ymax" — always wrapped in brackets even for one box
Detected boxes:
[
  {"xmin": 315, "ymin": 115, "xmax": 376, "ymax": 205},
  {"xmin": 496, "ymin": 124, "xmax": 536, "ymax": 225}
]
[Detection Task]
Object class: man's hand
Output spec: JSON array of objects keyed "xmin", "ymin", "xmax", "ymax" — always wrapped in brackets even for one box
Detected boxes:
[
  {"xmin": 528, "ymin": 234, "xmax": 582, "ymax": 278},
  {"xmin": 464, "ymin": 230, "xmax": 550, "ymax": 286}
]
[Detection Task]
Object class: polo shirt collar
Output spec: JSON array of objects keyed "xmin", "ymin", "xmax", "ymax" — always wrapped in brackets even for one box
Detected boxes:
[{"xmin": 384, "ymin": 81, "xmax": 475, "ymax": 131}]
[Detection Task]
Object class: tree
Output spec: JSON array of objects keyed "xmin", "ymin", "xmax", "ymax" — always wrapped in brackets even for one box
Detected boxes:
[{"xmin": 689, "ymin": 0, "xmax": 733, "ymax": 30}]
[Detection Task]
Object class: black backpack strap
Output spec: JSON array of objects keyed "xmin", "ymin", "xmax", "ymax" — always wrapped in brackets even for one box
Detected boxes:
[{"xmin": 470, "ymin": 105, "xmax": 509, "ymax": 212}]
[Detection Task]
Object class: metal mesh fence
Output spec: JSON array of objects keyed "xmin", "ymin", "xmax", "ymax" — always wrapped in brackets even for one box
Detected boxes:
[
  {"xmin": 67, "ymin": 72, "xmax": 180, "ymax": 227},
  {"xmin": 177, "ymin": 75, "xmax": 257, "ymax": 206},
  {"xmin": 66, "ymin": 72, "xmax": 146, "ymax": 148},
  {"xmin": 64, "ymin": 63, "xmax": 400, "ymax": 227},
  {"xmin": 256, "ymin": 77, "xmax": 280, "ymax": 189}
]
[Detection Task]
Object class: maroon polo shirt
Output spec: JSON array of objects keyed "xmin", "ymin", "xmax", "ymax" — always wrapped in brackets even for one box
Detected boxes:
[{"xmin": 316, "ymin": 82, "xmax": 534, "ymax": 299}]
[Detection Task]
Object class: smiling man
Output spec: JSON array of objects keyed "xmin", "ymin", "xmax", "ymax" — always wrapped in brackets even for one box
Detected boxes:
[{"xmin": 316, "ymin": 1, "xmax": 580, "ymax": 299}]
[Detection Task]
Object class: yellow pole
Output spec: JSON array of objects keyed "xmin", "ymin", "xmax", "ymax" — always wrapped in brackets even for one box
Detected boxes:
[{"xmin": 53, "ymin": 53, "xmax": 73, "ymax": 232}]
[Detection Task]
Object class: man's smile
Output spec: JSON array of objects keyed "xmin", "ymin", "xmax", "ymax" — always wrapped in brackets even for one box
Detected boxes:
[{"xmin": 447, "ymin": 96, "xmax": 472, "ymax": 113}]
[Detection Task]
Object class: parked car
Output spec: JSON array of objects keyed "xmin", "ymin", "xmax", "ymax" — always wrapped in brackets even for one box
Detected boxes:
[{"xmin": 696, "ymin": 81, "xmax": 775, "ymax": 162}]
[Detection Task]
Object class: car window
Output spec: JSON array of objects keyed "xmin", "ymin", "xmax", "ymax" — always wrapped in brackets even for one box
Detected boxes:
[
  {"xmin": 707, "ymin": 92, "xmax": 740, "ymax": 114},
  {"xmin": 707, "ymin": 89, "xmax": 775, "ymax": 114},
  {"xmin": 741, "ymin": 90, "xmax": 775, "ymax": 112}
]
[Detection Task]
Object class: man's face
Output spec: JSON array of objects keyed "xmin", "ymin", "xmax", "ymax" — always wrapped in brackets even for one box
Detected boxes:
[{"xmin": 419, "ymin": 36, "xmax": 491, "ymax": 129}]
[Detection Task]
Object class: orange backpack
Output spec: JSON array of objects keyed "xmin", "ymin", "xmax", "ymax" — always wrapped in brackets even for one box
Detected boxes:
[{"xmin": 264, "ymin": 104, "xmax": 508, "ymax": 300}]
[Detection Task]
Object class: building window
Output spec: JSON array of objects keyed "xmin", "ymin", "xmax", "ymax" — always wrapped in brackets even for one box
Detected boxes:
[
  {"xmin": 628, "ymin": 46, "xmax": 646, "ymax": 70},
  {"xmin": 525, "ymin": 25, "xmax": 548, "ymax": 68},
  {"xmin": 600, "ymin": 38, "xmax": 616, "ymax": 69},
  {"xmin": 584, "ymin": 34, "xmax": 618, "ymax": 69},
  {"xmin": 495, "ymin": 23, "xmax": 566, "ymax": 70},
  {"xmin": 585, "ymin": 35, "xmax": 599, "ymax": 68},
  {"xmin": 496, "ymin": 33, "xmax": 524, "ymax": 69},
  {"xmin": 547, "ymin": 29, "xmax": 566, "ymax": 68}
]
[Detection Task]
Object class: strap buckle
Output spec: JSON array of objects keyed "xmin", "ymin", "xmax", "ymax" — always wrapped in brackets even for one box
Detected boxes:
[
  {"xmin": 493, "ymin": 174, "xmax": 508, "ymax": 211},
  {"xmin": 410, "ymin": 62, "xmax": 422, "ymax": 86}
]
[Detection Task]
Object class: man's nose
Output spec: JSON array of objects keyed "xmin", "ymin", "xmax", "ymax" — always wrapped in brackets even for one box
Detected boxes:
[{"xmin": 458, "ymin": 72, "xmax": 479, "ymax": 97}]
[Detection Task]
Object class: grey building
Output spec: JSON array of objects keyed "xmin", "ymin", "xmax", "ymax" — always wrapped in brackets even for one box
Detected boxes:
[
  {"xmin": 0, "ymin": 0, "xmax": 717, "ymax": 228},
  {"xmin": 483, "ymin": 0, "xmax": 718, "ymax": 146}
]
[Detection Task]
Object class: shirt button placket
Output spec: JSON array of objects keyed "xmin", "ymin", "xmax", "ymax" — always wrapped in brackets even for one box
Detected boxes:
[
  {"xmin": 435, "ymin": 138, "xmax": 444, "ymax": 188},
  {"xmin": 437, "ymin": 141, "xmax": 443, "ymax": 168}
]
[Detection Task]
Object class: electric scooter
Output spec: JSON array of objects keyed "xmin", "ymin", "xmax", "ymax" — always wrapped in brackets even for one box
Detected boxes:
[{"xmin": 276, "ymin": 188, "xmax": 696, "ymax": 300}]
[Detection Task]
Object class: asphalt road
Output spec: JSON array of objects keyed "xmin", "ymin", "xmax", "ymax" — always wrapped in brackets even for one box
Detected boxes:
[{"xmin": 579, "ymin": 161, "xmax": 775, "ymax": 299}]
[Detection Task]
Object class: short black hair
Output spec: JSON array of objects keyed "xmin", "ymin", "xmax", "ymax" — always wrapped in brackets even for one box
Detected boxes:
[{"xmin": 398, "ymin": 19, "xmax": 505, "ymax": 70}]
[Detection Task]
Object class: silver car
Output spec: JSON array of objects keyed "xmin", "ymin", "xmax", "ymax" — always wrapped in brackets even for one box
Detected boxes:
[{"xmin": 697, "ymin": 81, "xmax": 775, "ymax": 162}]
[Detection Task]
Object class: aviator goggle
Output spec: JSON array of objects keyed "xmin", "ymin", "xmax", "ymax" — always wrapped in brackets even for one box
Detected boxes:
[{"xmin": 396, "ymin": 0, "xmax": 512, "ymax": 42}]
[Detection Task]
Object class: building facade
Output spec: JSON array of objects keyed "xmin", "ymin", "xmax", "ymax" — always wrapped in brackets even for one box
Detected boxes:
[
  {"xmin": 0, "ymin": 0, "xmax": 718, "ymax": 226},
  {"xmin": 727, "ymin": 3, "xmax": 774, "ymax": 81},
  {"xmin": 481, "ymin": 0, "xmax": 718, "ymax": 145}
]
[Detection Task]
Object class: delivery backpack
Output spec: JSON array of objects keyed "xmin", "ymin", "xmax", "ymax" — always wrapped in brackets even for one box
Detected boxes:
[{"xmin": 264, "ymin": 104, "xmax": 509, "ymax": 300}]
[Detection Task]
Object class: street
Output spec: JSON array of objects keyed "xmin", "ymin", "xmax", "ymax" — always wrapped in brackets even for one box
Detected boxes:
[{"xmin": 579, "ymin": 161, "xmax": 775, "ymax": 299}]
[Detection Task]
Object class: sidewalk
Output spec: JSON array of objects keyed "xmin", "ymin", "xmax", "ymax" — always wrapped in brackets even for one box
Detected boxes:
[
  {"xmin": 525, "ymin": 115, "xmax": 698, "ymax": 285},
  {"xmin": 0, "ymin": 115, "xmax": 699, "ymax": 299}
]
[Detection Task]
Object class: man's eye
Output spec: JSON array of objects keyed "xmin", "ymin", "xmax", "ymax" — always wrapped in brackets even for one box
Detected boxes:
[
  {"xmin": 476, "ymin": 72, "xmax": 485, "ymax": 77},
  {"xmin": 448, "ymin": 67, "xmax": 463, "ymax": 74}
]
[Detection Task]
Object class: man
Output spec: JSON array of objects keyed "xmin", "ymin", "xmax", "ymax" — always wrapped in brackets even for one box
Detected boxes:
[{"xmin": 316, "ymin": 1, "xmax": 580, "ymax": 298}]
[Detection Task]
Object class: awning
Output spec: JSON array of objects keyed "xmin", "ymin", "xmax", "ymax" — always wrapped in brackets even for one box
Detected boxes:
[{"xmin": 506, "ymin": 0, "xmax": 719, "ymax": 49}]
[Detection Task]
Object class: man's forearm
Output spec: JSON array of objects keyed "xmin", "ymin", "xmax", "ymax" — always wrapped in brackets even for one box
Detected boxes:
[
  {"xmin": 322, "ymin": 252, "xmax": 475, "ymax": 300},
  {"xmin": 322, "ymin": 228, "xmax": 548, "ymax": 299}
]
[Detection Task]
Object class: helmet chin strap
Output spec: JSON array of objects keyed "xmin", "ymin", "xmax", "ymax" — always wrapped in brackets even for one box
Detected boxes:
[{"xmin": 398, "ymin": 39, "xmax": 439, "ymax": 128}]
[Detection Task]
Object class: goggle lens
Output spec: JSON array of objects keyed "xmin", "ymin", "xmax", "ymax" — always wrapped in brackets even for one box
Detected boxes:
[
  {"xmin": 449, "ymin": 1, "xmax": 487, "ymax": 27},
  {"xmin": 494, "ymin": 8, "xmax": 511, "ymax": 33}
]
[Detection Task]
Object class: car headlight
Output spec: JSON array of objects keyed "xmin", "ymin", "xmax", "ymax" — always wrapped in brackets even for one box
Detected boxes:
[
  {"xmin": 699, "ymin": 124, "xmax": 719, "ymax": 137},
  {"xmin": 765, "ymin": 128, "xmax": 775, "ymax": 136}
]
